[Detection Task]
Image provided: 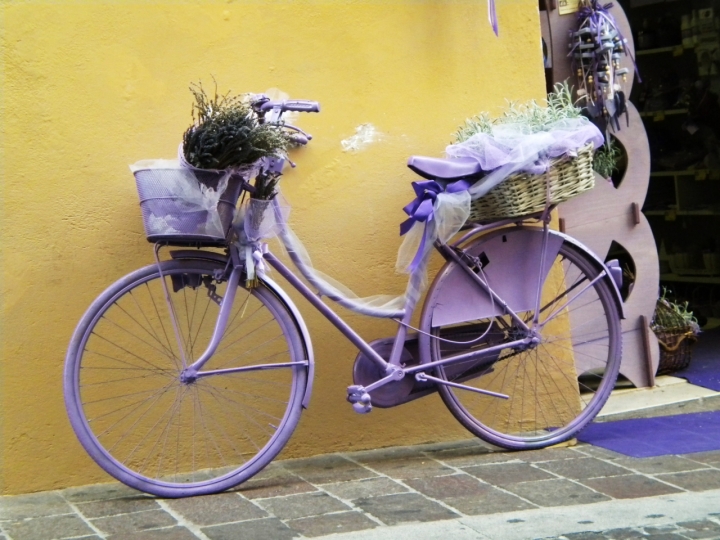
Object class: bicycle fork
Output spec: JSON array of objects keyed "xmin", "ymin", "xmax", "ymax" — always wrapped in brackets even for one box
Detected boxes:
[
  {"xmin": 154, "ymin": 247, "xmax": 306, "ymax": 384},
  {"xmin": 177, "ymin": 265, "xmax": 242, "ymax": 383}
]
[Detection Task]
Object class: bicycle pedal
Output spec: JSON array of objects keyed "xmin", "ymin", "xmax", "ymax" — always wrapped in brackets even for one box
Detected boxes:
[
  {"xmin": 352, "ymin": 401, "xmax": 373, "ymax": 414},
  {"xmin": 346, "ymin": 385, "xmax": 373, "ymax": 414}
]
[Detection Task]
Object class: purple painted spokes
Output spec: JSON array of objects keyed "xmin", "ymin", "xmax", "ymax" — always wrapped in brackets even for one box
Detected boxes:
[
  {"xmin": 64, "ymin": 259, "xmax": 307, "ymax": 497},
  {"xmin": 424, "ymin": 237, "xmax": 622, "ymax": 449}
]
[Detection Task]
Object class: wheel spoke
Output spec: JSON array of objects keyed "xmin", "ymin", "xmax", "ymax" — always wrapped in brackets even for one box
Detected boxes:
[
  {"xmin": 430, "ymin": 240, "xmax": 621, "ymax": 449},
  {"xmin": 66, "ymin": 261, "xmax": 307, "ymax": 496},
  {"xmin": 145, "ymin": 281, "xmax": 182, "ymax": 372}
]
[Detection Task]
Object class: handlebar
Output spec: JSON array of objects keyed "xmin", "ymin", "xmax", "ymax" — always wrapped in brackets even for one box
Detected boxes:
[
  {"xmin": 256, "ymin": 98, "xmax": 320, "ymax": 114},
  {"xmin": 251, "ymin": 95, "xmax": 318, "ymax": 146},
  {"xmin": 260, "ymin": 99, "xmax": 320, "ymax": 112},
  {"xmin": 250, "ymin": 96, "xmax": 317, "ymax": 174}
]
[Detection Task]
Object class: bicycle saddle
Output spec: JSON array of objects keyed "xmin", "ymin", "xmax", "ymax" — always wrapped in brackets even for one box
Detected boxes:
[{"xmin": 407, "ymin": 156, "xmax": 483, "ymax": 180}]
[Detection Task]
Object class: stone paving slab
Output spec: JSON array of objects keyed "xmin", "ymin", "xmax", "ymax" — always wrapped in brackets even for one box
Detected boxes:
[
  {"xmin": 0, "ymin": 493, "xmax": 73, "ymax": 521},
  {"xmin": 285, "ymin": 511, "xmax": 377, "ymax": 537},
  {"xmin": 91, "ymin": 509, "xmax": 178, "ymax": 537},
  {"xmin": 76, "ymin": 498, "xmax": 161, "ymax": 519},
  {"xmin": 201, "ymin": 518, "xmax": 296, "ymax": 540},
  {"xmin": 166, "ymin": 493, "xmax": 268, "ymax": 526},
  {"xmin": 319, "ymin": 477, "xmax": 408, "ymax": 501},
  {"xmin": 533, "ymin": 456, "xmax": 631, "ymax": 480},
  {"xmin": 1, "ymin": 441, "xmax": 720, "ymax": 539},
  {"xmin": 2, "ymin": 514, "xmax": 95, "ymax": 540},
  {"xmin": 580, "ymin": 475, "xmax": 684, "ymax": 499}
]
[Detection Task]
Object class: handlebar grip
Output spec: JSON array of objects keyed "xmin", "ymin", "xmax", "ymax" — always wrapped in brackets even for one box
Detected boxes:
[
  {"xmin": 284, "ymin": 100, "xmax": 320, "ymax": 113},
  {"xmin": 259, "ymin": 100, "xmax": 320, "ymax": 113}
]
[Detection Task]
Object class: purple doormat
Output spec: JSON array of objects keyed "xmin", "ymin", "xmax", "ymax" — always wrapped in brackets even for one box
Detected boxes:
[
  {"xmin": 577, "ymin": 411, "xmax": 720, "ymax": 457},
  {"xmin": 674, "ymin": 327, "xmax": 720, "ymax": 392}
]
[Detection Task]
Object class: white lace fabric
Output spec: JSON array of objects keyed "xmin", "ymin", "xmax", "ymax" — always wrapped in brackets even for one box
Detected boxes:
[{"xmin": 131, "ymin": 159, "xmax": 231, "ymax": 239}]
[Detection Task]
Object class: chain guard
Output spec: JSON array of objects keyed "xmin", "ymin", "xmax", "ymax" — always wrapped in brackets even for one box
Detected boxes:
[{"xmin": 352, "ymin": 339, "xmax": 415, "ymax": 408}]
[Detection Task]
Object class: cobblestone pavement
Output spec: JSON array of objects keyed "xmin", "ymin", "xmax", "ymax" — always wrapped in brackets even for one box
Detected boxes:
[{"xmin": 1, "ymin": 439, "xmax": 720, "ymax": 540}]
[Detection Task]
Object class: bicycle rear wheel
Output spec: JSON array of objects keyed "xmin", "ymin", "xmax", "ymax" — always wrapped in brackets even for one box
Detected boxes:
[
  {"xmin": 424, "ymin": 239, "xmax": 621, "ymax": 450},
  {"xmin": 65, "ymin": 259, "xmax": 307, "ymax": 497}
]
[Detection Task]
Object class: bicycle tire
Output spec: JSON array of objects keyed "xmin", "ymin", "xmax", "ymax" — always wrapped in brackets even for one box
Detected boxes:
[
  {"xmin": 64, "ymin": 259, "xmax": 307, "ymax": 497},
  {"xmin": 423, "ymin": 238, "xmax": 621, "ymax": 450}
]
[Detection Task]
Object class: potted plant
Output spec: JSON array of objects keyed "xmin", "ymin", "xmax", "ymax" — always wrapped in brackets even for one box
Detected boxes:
[
  {"xmin": 181, "ymin": 82, "xmax": 289, "ymax": 233},
  {"xmin": 593, "ymin": 140, "xmax": 621, "ymax": 180},
  {"xmin": 448, "ymin": 82, "xmax": 604, "ymax": 222},
  {"xmin": 182, "ymin": 82, "xmax": 288, "ymax": 172},
  {"xmin": 651, "ymin": 290, "xmax": 701, "ymax": 375},
  {"xmin": 132, "ymin": 81, "xmax": 290, "ymax": 243}
]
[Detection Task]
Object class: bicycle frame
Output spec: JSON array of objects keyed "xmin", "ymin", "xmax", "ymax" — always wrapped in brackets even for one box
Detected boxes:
[
  {"xmin": 167, "ymin": 203, "xmax": 585, "ymax": 406},
  {"xmin": 159, "ymin": 100, "xmax": 620, "ymax": 408}
]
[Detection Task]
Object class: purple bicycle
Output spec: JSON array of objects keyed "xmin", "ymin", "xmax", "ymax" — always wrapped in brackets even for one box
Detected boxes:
[{"xmin": 64, "ymin": 97, "xmax": 623, "ymax": 498}]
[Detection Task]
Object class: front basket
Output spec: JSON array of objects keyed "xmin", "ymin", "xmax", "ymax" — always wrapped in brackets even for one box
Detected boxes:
[{"xmin": 133, "ymin": 167, "xmax": 245, "ymax": 245}]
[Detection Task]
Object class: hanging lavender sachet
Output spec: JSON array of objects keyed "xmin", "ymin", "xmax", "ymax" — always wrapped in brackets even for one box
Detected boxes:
[{"xmin": 569, "ymin": 0, "xmax": 636, "ymax": 131}]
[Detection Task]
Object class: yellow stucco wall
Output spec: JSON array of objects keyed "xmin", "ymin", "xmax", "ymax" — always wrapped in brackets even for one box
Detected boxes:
[{"xmin": 0, "ymin": 0, "xmax": 546, "ymax": 494}]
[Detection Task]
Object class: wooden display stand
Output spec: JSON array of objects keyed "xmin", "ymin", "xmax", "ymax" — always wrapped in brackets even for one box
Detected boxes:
[{"xmin": 541, "ymin": 0, "xmax": 661, "ymax": 387}]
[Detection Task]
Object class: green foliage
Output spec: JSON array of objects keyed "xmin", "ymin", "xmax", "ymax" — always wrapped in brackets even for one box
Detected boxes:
[
  {"xmin": 593, "ymin": 141, "xmax": 621, "ymax": 179},
  {"xmin": 182, "ymin": 81, "xmax": 288, "ymax": 170},
  {"xmin": 653, "ymin": 288, "xmax": 701, "ymax": 334},
  {"xmin": 454, "ymin": 82, "xmax": 583, "ymax": 142},
  {"xmin": 252, "ymin": 170, "xmax": 281, "ymax": 200}
]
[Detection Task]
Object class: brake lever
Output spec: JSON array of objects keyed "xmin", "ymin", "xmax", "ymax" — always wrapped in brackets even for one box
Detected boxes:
[{"xmin": 275, "ymin": 123, "xmax": 312, "ymax": 141}]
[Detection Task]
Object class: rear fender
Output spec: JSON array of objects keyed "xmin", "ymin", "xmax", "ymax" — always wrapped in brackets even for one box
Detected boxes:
[
  {"xmin": 550, "ymin": 230, "xmax": 626, "ymax": 320},
  {"xmin": 418, "ymin": 227, "xmax": 625, "ymax": 364},
  {"xmin": 419, "ymin": 227, "xmax": 625, "ymax": 364},
  {"xmin": 170, "ymin": 250, "xmax": 315, "ymax": 408}
]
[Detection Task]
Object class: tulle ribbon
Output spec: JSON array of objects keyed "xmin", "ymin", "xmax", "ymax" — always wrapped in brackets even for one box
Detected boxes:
[
  {"xmin": 400, "ymin": 180, "xmax": 470, "ymax": 235},
  {"xmin": 245, "ymin": 241, "xmax": 269, "ymax": 287}
]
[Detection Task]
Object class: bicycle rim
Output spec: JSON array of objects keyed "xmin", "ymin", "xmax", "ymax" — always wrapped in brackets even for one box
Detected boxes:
[
  {"xmin": 431, "ymin": 242, "xmax": 621, "ymax": 449},
  {"xmin": 65, "ymin": 260, "xmax": 307, "ymax": 497}
]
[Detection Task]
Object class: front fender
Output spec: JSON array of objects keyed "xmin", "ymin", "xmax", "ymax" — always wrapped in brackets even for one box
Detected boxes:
[
  {"xmin": 262, "ymin": 276, "xmax": 315, "ymax": 409},
  {"xmin": 170, "ymin": 250, "xmax": 315, "ymax": 408}
]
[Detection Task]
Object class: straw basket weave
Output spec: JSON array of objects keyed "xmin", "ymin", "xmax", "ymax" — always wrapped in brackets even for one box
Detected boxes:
[
  {"xmin": 655, "ymin": 329, "xmax": 697, "ymax": 376},
  {"xmin": 468, "ymin": 142, "xmax": 595, "ymax": 222}
]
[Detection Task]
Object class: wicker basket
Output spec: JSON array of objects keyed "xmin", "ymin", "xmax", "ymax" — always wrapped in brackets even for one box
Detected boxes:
[
  {"xmin": 468, "ymin": 142, "xmax": 595, "ymax": 222},
  {"xmin": 655, "ymin": 329, "xmax": 697, "ymax": 375},
  {"xmin": 651, "ymin": 297, "xmax": 699, "ymax": 375}
]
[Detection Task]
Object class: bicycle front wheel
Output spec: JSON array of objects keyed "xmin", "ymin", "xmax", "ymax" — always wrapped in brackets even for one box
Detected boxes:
[
  {"xmin": 65, "ymin": 259, "xmax": 307, "ymax": 497},
  {"xmin": 425, "ymin": 239, "xmax": 622, "ymax": 450}
]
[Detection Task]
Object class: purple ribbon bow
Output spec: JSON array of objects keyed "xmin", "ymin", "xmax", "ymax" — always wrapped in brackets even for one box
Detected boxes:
[{"xmin": 399, "ymin": 179, "xmax": 470, "ymax": 272}]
